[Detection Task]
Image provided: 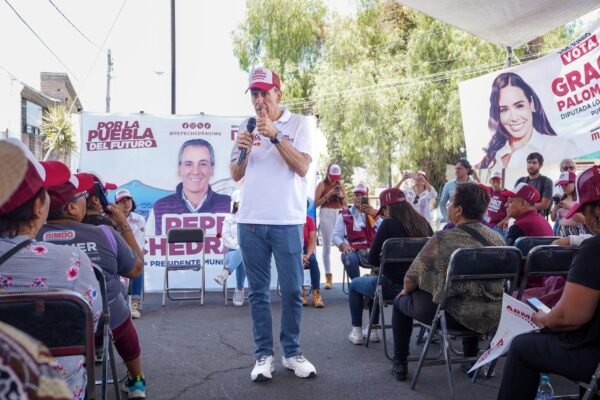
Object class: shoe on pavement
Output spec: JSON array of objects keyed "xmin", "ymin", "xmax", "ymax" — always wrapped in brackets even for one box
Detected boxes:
[
  {"xmin": 232, "ymin": 289, "xmax": 245, "ymax": 306},
  {"xmin": 312, "ymin": 289, "xmax": 324, "ymax": 308},
  {"xmin": 301, "ymin": 288, "xmax": 308, "ymax": 306},
  {"xmin": 130, "ymin": 299, "xmax": 141, "ymax": 319},
  {"xmin": 391, "ymin": 359, "xmax": 408, "ymax": 381},
  {"xmin": 282, "ymin": 355, "xmax": 316, "ymax": 378},
  {"xmin": 121, "ymin": 373, "xmax": 146, "ymax": 399},
  {"xmin": 348, "ymin": 327, "xmax": 364, "ymax": 345},
  {"xmin": 251, "ymin": 355, "xmax": 274, "ymax": 382},
  {"xmin": 214, "ymin": 269, "xmax": 230, "ymax": 286},
  {"xmin": 324, "ymin": 273, "xmax": 333, "ymax": 289},
  {"xmin": 363, "ymin": 327, "xmax": 380, "ymax": 343}
]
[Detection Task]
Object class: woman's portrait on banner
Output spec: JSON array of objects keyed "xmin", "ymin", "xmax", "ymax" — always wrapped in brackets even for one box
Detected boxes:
[{"xmin": 477, "ymin": 72, "xmax": 558, "ymax": 169}]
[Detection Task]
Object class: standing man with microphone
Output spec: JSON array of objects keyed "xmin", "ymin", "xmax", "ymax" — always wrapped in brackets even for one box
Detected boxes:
[{"xmin": 231, "ymin": 67, "xmax": 316, "ymax": 382}]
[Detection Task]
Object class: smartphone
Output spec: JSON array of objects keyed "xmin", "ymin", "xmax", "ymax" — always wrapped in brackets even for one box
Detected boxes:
[
  {"xmin": 526, "ymin": 297, "xmax": 551, "ymax": 313},
  {"xmin": 95, "ymin": 182, "xmax": 110, "ymax": 210},
  {"xmin": 361, "ymin": 196, "xmax": 369, "ymax": 205},
  {"xmin": 552, "ymin": 195, "xmax": 561, "ymax": 204}
]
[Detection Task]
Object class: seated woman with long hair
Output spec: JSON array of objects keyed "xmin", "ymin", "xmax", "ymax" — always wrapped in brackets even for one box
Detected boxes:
[
  {"xmin": 347, "ymin": 188, "xmax": 432, "ymax": 345},
  {"xmin": 497, "ymin": 165, "xmax": 600, "ymax": 400},
  {"xmin": 0, "ymin": 139, "xmax": 102, "ymax": 400},
  {"xmin": 390, "ymin": 183, "xmax": 505, "ymax": 381}
]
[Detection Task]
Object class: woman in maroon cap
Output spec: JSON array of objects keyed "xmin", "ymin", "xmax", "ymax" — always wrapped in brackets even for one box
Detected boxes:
[
  {"xmin": 498, "ymin": 165, "xmax": 600, "ymax": 399},
  {"xmin": 0, "ymin": 139, "xmax": 102, "ymax": 399},
  {"xmin": 550, "ymin": 171, "xmax": 590, "ymax": 237}
]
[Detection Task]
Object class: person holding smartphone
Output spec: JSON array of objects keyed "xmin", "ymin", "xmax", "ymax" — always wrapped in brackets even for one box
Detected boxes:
[
  {"xmin": 497, "ymin": 165, "xmax": 600, "ymax": 399},
  {"xmin": 394, "ymin": 170, "xmax": 437, "ymax": 224},
  {"xmin": 314, "ymin": 164, "xmax": 347, "ymax": 289},
  {"xmin": 331, "ymin": 184, "xmax": 380, "ymax": 281}
]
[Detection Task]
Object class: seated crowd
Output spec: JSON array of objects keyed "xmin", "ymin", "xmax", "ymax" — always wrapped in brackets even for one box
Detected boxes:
[
  {"xmin": 1, "ymin": 136, "xmax": 599, "ymax": 400},
  {"xmin": 0, "ymin": 139, "xmax": 147, "ymax": 399}
]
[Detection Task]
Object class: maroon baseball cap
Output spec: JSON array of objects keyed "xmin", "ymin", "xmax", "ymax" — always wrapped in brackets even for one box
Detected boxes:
[
  {"xmin": 555, "ymin": 171, "xmax": 576, "ymax": 186},
  {"xmin": 86, "ymin": 171, "xmax": 117, "ymax": 192},
  {"xmin": 247, "ymin": 67, "xmax": 281, "ymax": 92},
  {"xmin": 502, "ymin": 183, "xmax": 540, "ymax": 206},
  {"xmin": 565, "ymin": 165, "xmax": 600, "ymax": 219},
  {"xmin": 48, "ymin": 172, "xmax": 96, "ymax": 210},
  {"xmin": 376, "ymin": 188, "xmax": 407, "ymax": 217},
  {"xmin": 0, "ymin": 138, "xmax": 71, "ymax": 214},
  {"xmin": 327, "ymin": 164, "xmax": 342, "ymax": 181}
]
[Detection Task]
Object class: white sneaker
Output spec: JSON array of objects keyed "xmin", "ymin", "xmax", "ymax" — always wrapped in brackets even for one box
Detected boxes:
[
  {"xmin": 363, "ymin": 327, "xmax": 380, "ymax": 343},
  {"xmin": 251, "ymin": 355, "xmax": 274, "ymax": 382},
  {"xmin": 282, "ymin": 355, "xmax": 316, "ymax": 378},
  {"xmin": 214, "ymin": 270, "xmax": 230, "ymax": 286},
  {"xmin": 348, "ymin": 327, "xmax": 364, "ymax": 345},
  {"xmin": 233, "ymin": 289, "xmax": 245, "ymax": 306}
]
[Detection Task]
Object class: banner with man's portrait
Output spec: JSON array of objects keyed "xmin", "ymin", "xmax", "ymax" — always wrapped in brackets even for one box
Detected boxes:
[
  {"xmin": 459, "ymin": 21, "xmax": 600, "ymax": 171},
  {"xmin": 79, "ymin": 112, "xmax": 243, "ymax": 292}
]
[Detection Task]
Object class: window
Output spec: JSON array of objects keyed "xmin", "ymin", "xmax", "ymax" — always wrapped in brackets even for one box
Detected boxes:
[{"xmin": 22, "ymin": 98, "xmax": 43, "ymax": 135}]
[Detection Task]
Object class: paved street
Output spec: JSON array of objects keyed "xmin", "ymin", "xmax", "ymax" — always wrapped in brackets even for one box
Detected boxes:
[{"xmin": 101, "ymin": 246, "xmax": 576, "ymax": 399}]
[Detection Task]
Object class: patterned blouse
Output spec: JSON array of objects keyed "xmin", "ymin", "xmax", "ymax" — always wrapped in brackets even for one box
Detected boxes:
[
  {"xmin": 0, "ymin": 236, "xmax": 102, "ymax": 400},
  {"xmin": 405, "ymin": 222, "xmax": 506, "ymax": 334}
]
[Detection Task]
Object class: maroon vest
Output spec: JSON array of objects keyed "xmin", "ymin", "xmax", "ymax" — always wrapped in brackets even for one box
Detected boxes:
[{"xmin": 341, "ymin": 209, "xmax": 376, "ymax": 250}]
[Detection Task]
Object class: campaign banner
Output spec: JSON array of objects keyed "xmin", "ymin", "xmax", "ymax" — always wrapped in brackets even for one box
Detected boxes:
[
  {"xmin": 79, "ymin": 112, "xmax": 244, "ymax": 292},
  {"xmin": 459, "ymin": 21, "xmax": 600, "ymax": 171},
  {"xmin": 469, "ymin": 293, "xmax": 541, "ymax": 373}
]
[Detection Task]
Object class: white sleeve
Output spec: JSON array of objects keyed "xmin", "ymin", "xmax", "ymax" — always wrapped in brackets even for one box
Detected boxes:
[
  {"xmin": 292, "ymin": 116, "xmax": 313, "ymax": 158},
  {"xmin": 221, "ymin": 216, "xmax": 239, "ymax": 249},
  {"xmin": 569, "ymin": 234, "xmax": 592, "ymax": 247},
  {"xmin": 426, "ymin": 187, "xmax": 438, "ymax": 200},
  {"xmin": 331, "ymin": 214, "xmax": 347, "ymax": 247}
]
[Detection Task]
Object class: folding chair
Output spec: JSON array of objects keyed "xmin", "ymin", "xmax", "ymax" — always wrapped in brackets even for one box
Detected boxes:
[
  {"xmin": 0, "ymin": 289, "xmax": 97, "ymax": 399},
  {"xmin": 582, "ymin": 361, "xmax": 600, "ymax": 400},
  {"xmin": 162, "ymin": 228, "xmax": 205, "ymax": 306},
  {"xmin": 410, "ymin": 246, "xmax": 521, "ymax": 399},
  {"xmin": 364, "ymin": 237, "xmax": 429, "ymax": 360},
  {"xmin": 476, "ymin": 244, "xmax": 577, "ymax": 381},
  {"xmin": 91, "ymin": 265, "xmax": 121, "ymax": 400},
  {"xmin": 516, "ymin": 245, "xmax": 577, "ymax": 300}
]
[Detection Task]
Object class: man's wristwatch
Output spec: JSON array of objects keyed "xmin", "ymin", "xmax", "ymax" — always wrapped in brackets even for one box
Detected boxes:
[{"xmin": 270, "ymin": 131, "xmax": 284, "ymax": 144}]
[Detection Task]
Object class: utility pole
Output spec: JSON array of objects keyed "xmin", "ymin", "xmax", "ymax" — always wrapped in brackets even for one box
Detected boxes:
[
  {"xmin": 106, "ymin": 49, "xmax": 113, "ymax": 113},
  {"xmin": 171, "ymin": 0, "xmax": 176, "ymax": 114}
]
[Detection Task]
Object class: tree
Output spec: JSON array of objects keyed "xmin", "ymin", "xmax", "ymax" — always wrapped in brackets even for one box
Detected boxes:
[
  {"xmin": 313, "ymin": 1, "xmax": 415, "ymax": 187},
  {"xmin": 41, "ymin": 104, "xmax": 77, "ymax": 163},
  {"xmin": 231, "ymin": 0, "xmax": 327, "ymax": 100}
]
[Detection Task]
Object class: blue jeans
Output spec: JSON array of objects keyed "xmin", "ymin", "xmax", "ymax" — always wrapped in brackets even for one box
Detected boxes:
[
  {"xmin": 342, "ymin": 251, "xmax": 361, "ymax": 279},
  {"xmin": 238, "ymin": 223, "xmax": 304, "ymax": 359},
  {"xmin": 225, "ymin": 248, "xmax": 247, "ymax": 290},
  {"xmin": 132, "ymin": 272, "xmax": 143, "ymax": 299},
  {"xmin": 303, "ymin": 249, "xmax": 320, "ymax": 290},
  {"xmin": 349, "ymin": 275, "xmax": 403, "ymax": 327}
]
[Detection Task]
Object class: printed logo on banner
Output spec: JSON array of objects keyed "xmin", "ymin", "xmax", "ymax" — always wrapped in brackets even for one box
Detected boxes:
[
  {"xmin": 86, "ymin": 121, "xmax": 157, "ymax": 151},
  {"xmin": 43, "ymin": 230, "xmax": 76, "ymax": 241},
  {"xmin": 559, "ymin": 33, "xmax": 598, "ymax": 65}
]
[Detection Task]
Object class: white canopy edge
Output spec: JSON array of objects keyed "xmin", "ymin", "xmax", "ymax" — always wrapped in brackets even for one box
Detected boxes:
[{"xmin": 396, "ymin": 0, "xmax": 600, "ymax": 48}]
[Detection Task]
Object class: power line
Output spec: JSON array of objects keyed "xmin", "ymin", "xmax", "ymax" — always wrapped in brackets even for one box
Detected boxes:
[
  {"xmin": 3, "ymin": 0, "xmax": 79, "ymax": 81},
  {"xmin": 48, "ymin": 0, "xmax": 100, "ymax": 49},
  {"xmin": 283, "ymin": 48, "xmax": 555, "ymax": 109}
]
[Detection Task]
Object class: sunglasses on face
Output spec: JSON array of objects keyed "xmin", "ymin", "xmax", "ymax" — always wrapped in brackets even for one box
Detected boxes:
[
  {"xmin": 561, "ymin": 166, "xmax": 575, "ymax": 171},
  {"xmin": 70, "ymin": 190, "xmax": 89, "ymax": 203},
  {"xmin": 413, "ymin": 194, "xmax": 420, "ymax": 205}
]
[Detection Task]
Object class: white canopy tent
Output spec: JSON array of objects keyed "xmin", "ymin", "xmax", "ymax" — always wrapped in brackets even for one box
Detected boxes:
[{"xmin": 396, "ymin": 0, "xmax": 599, "ymax": 48}]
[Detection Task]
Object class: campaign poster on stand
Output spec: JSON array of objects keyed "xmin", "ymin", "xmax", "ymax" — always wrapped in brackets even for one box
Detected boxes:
[
  {"xmin": 79, "ymin": 112, "xmax": 243, "ymax": 292},
  {"xmin": 459, "ymin": 21, "xmax": 600, "ymax": 171}
]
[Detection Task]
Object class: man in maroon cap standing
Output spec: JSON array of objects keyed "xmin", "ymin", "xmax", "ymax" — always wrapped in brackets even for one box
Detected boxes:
[{"xmin": 230, "ymin": 67, "xmax": 316, "ymax": 382}]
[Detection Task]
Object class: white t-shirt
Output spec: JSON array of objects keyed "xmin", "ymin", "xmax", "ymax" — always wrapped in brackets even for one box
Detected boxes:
[
  {"xmin": 127, "ymin": 211, "xmax": 146, "ymax": 250},
  {"xmin": 232, "ymin": 108, "xmax": 312, "ymax": 225}
]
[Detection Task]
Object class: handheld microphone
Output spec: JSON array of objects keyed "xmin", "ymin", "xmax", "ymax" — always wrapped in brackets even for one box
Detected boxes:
[{"xmin": 238, "ymin": 117, "xmax": 256, "ymax": 166}]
